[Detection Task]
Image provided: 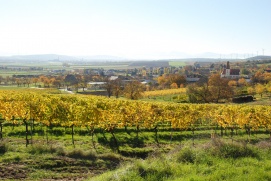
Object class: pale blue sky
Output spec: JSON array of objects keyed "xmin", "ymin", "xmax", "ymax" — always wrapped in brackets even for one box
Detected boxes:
[{"xmin": 0, "ymin": 0, "xmax": 270, "ymax": 59}]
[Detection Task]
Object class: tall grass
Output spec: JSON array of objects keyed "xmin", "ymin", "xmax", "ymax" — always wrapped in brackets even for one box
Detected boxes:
[
  {"xmin": 0, "ymin": 141, "xmax": 8, "ymax": 154},
  {"xmin": 91, "ymin": 139, "xmax": 270, "ymax": 181}
]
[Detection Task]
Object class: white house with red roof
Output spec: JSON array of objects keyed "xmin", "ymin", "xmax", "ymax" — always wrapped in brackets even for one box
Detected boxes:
[{"xmin": 221, "ymin": 61, "xmax": 240, "ymax": 79}]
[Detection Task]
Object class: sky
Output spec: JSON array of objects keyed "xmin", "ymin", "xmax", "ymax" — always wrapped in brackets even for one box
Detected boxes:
[{"xmin": 0, "ymin": 0, "xmax": 270, "ymax": 59}]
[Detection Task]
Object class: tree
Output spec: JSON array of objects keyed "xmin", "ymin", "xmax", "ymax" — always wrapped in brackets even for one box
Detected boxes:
[
  {"xmin": 168, "ymin": 74, "xmax": 186, "ymax": 87},
  {"xmin": 240, "ymin": 68, "xmax": 250, "ymax": 75},
  {"xmin": 103, "ymin": 77, "xmax": 114, "ymax": 98},
  {"xmin": 64, "ymin": 74, "xmax": 78, "ymax": 89},
  {"xmin": 123, "ymin": 81, "xmax": 145, "ymax": 100},
  {"xmin": 112, "ymin": 78, "xmax": 122, "ymax": 98},
  {"xmin": 157, "ymin": 74, "xmax": 186, "ymax": 88},
  {"xmin": 32, "ymin": 77, "xmax": 39, "ymax": 87},
  {"xmin": 170, "ymin": 83, "xmax": 178, "ymax": 89},
  {"xmin": 0, "ymin": 76, "xmax": 3, "ymax": 85},
  {"xmin": 78, "ymin": 75, "xmax": 88, "ymax": 92},
  {"xmin": 39, "ymin": 76, "xmax": 50, "ymax": 88},
  {"xmin": 51, "ymin": 77, "xmax": 61, "ymax": 88},
  {"xmin": 25, "ymin": 78, "xmax": 32, "ymax": 87},
  {"xmin": 238, "ymin": 78, "xmax": 247, "ymax": 87},
  {"xmin": 252, "ymin": 70, "xmax": 264, "ymax": 83},
  {"xmin": 157, "ymin": 75, "xmax": 167, "ymax": 88},
  {"xmin": 208, "ymin": 74, "xmax": 233, "ymax": 103},
  {"xmin": 266, "ymin": 84, "xmax": 271, "ymax": 98},
  {"xmin": 187, "ymin": 74, "xmax": 233, "ymax": 103},
  {"xmin": 186, "ymin": 83, "xmax": 211, "ymax": 103},
  {"xmin": 228, "ymin": 80, "xmax": 237, "ymax": 87},
  {"xmin": 255, "ymin": 83, "xmax": 265, "ymax": 98},
  {"xmin": 16, "ymin": 78, "xmax": 22, "ymax": 87},
  {"xmin": 247, "ymin": 86, "xmax": 256, "ymax": 97},
  {"xmin": 263, "ymin": 72, "xmax": 271, "ymax": 83},
  {"xmin": 5, "ymin": 76, "xmax": 11, "ymax": 85}
]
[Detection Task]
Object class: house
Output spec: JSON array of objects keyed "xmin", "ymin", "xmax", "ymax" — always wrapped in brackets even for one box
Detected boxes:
[{"xmin": 221, "ymin": 61, "xmax": 240, "ymax": 79}]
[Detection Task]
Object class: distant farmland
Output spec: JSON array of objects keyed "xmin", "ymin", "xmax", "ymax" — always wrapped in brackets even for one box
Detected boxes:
[{"xmin": 169, "ymin": 61, "xmax": 187, "ymax": 67}]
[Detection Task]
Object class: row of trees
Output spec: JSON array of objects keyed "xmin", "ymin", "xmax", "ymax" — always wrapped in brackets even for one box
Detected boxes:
[
  {"xmin": 0, "ymin": 74, "xmax": 96, "ymax": 89},
  {"xmin": 157, "ymin": 74, "xmax": 186, "ymax": 89}
]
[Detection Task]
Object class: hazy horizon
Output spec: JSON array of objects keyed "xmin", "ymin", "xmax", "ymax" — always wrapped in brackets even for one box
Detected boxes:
[{"xmin": 0, "ymin": 0, "xmax": 270, "ymax": 59}]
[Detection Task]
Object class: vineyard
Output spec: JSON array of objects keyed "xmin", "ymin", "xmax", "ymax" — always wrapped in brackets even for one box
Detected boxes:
[
  {"xmin": 1, "ymin": 89, "xmax": 271, "ymax": 180},
  {"xmin": 0, "ymin": 89, "xmax": 270, "ymax": 148},
  {"xmin": 143, "ymin": 88, "xmax": 186, "ymax": 98}
]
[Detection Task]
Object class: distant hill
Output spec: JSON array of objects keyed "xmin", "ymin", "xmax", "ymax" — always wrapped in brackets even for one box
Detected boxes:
[
  {"xmin": 78, "ymin": 55, "xmax": 126, "ymax": 61},
  {"xmin": 246, "ymin": 56, "xmax": 271, "ymax": 61},
  {"xmin": 0, "ymin": 54, "xmax": 126, "ymax": 62},
  {"xmin": 1, "ymin": 53, "xmax": 269, "ymax": 62},
  {"xmin": 129, "ymin": 61, "xmax": 169, "ymax": 68},
  {"xmin": 0, "ymin": 54, "xmax": 77, "ymax": 61}
]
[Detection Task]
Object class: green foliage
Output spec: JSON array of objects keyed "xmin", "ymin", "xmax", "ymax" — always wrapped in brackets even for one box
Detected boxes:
[
  {"xmin": 67, "ymin": 149, "xmax": 97, "ymax": 160},
  {"xmin": 136, "ymin": 160, "xmax": 173, "ymax": 181},
  {"xmin": 210, "ymin": 139, "xmax": 259, "ymax": 159},
  {"xmin": 0, "ymin": 141, "xmax": 8, "ymax": 154},
  {"xmin": 120, "ymin": 147, "xmax": 152, "ymax": 158},
  {"xmin": 177, "ymin": 147, "xmax": 196, "ymax": 163},
  {"xmin": 27, "ymin": 144, "xmax": 66, "ymax": 156}
]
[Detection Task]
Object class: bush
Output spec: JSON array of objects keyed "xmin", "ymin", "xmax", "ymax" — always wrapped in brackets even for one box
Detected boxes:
[
  {"xmin": 0, "ymin": 141, "xmax": 8, "ymax": 154},
  {"xmin": 53, "ymin": 146, "xmax": 66, "ymax": 156},
  {"xmin": 99, "ymin": 153, "xmax": 122, "ymax": 166},
  {"xmin": 67, "ymin": 149, "xmax": 96, "ymax": 160},
  {"xmin": 210, "ymin": 139, "xmax": 258, "ymax": 159},
  {"xmin": 28, "ymin": 144, "xmax": 48, "ymax": 154},
  {"xmin": 27, "ymin": 144, "xmax": 66, "ymax": 155},
  {"xmin": 177, "ymin": 147, "xmax": 196, "ymax": 163},
  {"xmin": 120, "ymin": 147, "xmax": 152, "ymax": 158},
  {"xmin": 136, "ymin": 160, "xmax": 172, "ymax": 181}
]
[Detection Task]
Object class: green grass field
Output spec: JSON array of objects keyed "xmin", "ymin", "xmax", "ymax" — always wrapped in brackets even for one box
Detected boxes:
[
  {"xmin": 169, "ymin": 61, "xmax": 187, "ymax": 67},
  {"xmin": 1, "ymin": 122, "xmax": 271, "ymax": 180}
]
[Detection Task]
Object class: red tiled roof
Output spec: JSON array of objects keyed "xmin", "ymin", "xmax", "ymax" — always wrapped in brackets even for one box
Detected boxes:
[
  {"xmin": 230, "ymin": 69, "xmax": 240, "ymax": 75},
  {"xmin": 221, "ymin": 69, "xmax": 240, "ymax": 75}
]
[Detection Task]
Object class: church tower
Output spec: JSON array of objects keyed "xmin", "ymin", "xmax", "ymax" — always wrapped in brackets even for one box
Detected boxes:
[{"xmin": 226, "ymin": 61, "xmax": 230, "ymax": 77}]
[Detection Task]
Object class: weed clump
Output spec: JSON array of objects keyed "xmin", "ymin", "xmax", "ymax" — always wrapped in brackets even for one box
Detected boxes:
[
  {"xmin": 0, "ymin": 141, "xmax": 8, "ymax": 154},
  {"xmin": 67, "ymin": 149, "xmax": 96, "ymax": 160},
  {"xmin": 177, "ymin": 147, "xmax": 196, "ymax": 163},
  {"xmin": 136, "ymin": 159, "xmax": 173, "ymax": 181},
  {"xmin": 27, "ymin": 144, "xmax": 66, "ymax": 155},
  {"xmin": 210, "ymin": 138, "xmax": 259, "ymax": 159}
]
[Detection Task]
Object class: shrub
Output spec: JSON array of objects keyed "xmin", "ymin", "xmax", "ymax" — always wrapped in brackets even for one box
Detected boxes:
[
  {"xmin": 67, "ymin": 149, "xmax": 96, "ymax": 160},
  {"xmin": 256, "ymin": 141, "xmax": 271, "ymax": 150},
  {"xmin": 136, "ymin": 160, "xmax": 172, "ymax": 181},
  {"xmin": 53, "ymin": 146, "xmax": 66, "ymax": 156},
  {"xmin": 27, "ymin": 144, "xmax": 66, "ymax": 155},
  {"xmin": 27, "ymin": 144, "xmax": 53, "ymax": 154},
  {"xmin": 177, "ymin": 147, "xmax": 196, "ymax": 163},
  {"xmin": 0, "ymin": 141, "xmax": 8, "ymax": 154},
  {"xmin": 99, "ymin": 153, "xmax": 122, "ymax": 166},
  {"xmin": 210, "ymin": 139, "xmax": 258, "ymax": 159}
]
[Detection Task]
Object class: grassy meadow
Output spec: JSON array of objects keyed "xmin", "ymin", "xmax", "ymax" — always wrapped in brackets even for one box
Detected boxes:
[{"xmin": 1, "ymin": 120, "xmax": 271, "ymax": 180}]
